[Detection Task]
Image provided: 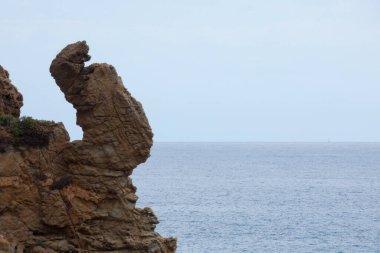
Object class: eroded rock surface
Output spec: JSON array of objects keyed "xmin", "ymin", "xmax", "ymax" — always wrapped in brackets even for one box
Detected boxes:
[
  {"xmin": 0, "ymin": 65, "xmax": 23, "ymax": 117},
  {"xmin": 0, "ymin": 42, "xmax": 176, "ymax": 253}
]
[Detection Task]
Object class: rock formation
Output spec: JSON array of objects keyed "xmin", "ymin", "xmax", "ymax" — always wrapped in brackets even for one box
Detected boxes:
[
  {"xmin": 0, "ymin": 65, "xmax": 23, "ymax": 117},
  {"xmin": 0, "ymin": 41, "xmax": 176, "ymax": 253}
]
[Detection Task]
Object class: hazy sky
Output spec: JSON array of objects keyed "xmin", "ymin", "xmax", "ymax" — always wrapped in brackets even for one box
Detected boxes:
[{"xmin": 1, "ymin": 0, "xmax": 379, "ymax": 141}]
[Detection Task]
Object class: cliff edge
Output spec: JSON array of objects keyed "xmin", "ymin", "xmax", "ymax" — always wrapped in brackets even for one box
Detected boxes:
[{"xmin": 0, "ymin": 41, "xmax": 176, "ymax": 253}]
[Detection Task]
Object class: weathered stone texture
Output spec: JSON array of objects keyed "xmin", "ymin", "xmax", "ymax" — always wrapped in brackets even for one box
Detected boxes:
[
  {"xmin": 0, "ymin": 65, "xmax": 23, "ymax": 117},
  {"xmin": 0, "ymin": 42, "xmax": 176, "ymax": 253}
]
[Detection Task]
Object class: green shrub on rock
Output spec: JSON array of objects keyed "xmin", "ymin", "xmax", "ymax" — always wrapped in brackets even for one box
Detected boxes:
[{"xmin": 0, "ymin": 115, "xmax": 55, "ymax": 149}]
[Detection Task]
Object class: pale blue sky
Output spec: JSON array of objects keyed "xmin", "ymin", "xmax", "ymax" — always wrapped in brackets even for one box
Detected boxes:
[{"xmin": 1, "ymin": 0, "xmax": 379, "ymax": 141}]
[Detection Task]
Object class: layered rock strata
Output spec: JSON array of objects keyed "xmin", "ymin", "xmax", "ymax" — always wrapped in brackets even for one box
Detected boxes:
[{"xmin": 0, "ymin": 41, "xmax": 176, "ymax": 253}]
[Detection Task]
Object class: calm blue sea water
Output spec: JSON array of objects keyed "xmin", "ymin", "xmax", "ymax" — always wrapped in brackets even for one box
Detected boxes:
[{"xmin": 132, "ymin": 143, "xmax": 380, "ymax": 253}]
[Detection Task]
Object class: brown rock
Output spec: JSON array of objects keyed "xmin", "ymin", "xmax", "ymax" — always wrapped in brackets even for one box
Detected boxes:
[
  {"xmin": 0, "ymin": 65, "xmax": 23, "ymax": 117},
  {"xmin": 0, "ymin": 42, "xmax": 176, "ymax": 253}
]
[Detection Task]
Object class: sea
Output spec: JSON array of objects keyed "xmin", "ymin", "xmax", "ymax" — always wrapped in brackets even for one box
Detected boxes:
[{"xmin": 132, "ymin": 143, "xmax": 380, "ymax": 253}]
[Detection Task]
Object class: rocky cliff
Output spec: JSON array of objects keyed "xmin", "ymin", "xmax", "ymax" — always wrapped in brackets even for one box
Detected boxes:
[{"xmin": 0, "ymin": 41, "xmax": 176, "ymax": 253}]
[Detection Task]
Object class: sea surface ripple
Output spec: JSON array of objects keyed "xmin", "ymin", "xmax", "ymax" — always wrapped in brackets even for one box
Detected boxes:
[{"xmin": 132, "ymin": 143, "xmax": 380, "ymax": 253}]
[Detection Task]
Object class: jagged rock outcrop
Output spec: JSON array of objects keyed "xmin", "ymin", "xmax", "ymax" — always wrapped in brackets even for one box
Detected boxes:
[
  {"xmin": 0, "ymin": 42, "xmax": 176, "ymax": 253},
  {"xmin": 0, "ymin": 65, "xmax": 23, "ymax": 117}
]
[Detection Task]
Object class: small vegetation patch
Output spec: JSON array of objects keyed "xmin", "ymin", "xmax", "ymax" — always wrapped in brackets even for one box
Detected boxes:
[{"xmin": 0, "ymin": 115, "xmax": 55, "ymax": 150}]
